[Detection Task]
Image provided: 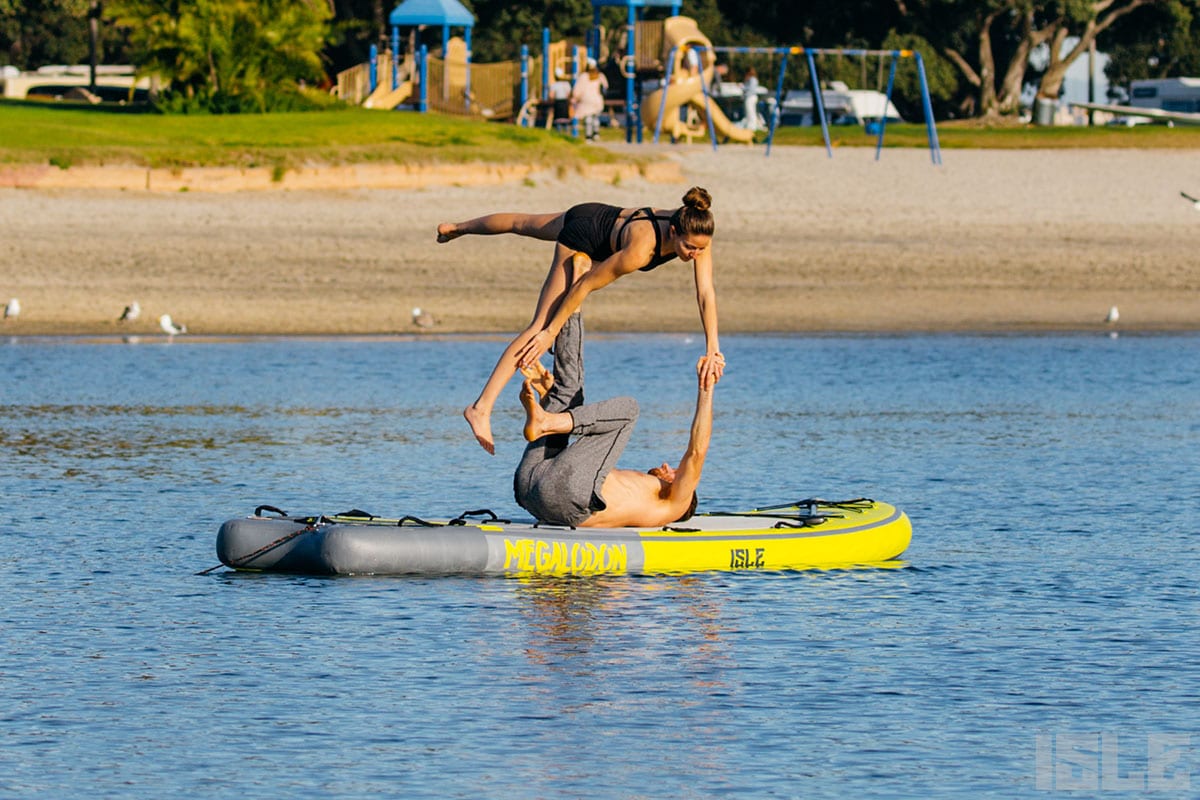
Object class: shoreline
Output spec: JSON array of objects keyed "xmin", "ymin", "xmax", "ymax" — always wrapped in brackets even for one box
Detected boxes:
[
  {"xmin": 3, "ymin": 330, "xmax": 1192, "ymax": 346},
  {"xmin": 2, "ymin": 145, "xmax": 1197, "ymax": 335}
]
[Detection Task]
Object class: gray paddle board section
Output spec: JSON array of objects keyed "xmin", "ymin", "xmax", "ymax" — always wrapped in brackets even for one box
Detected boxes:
[{"xmin": 216, "ymin": 517, "xmax": 649, "ymax": 575}]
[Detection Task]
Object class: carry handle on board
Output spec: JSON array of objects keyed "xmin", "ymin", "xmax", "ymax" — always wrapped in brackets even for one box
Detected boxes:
[
  {"xmin": 449, "ymin": 508, "xmax": 510, "ymax": 526},
  {"xmin": 254, "ymin": 504, "xmax": 288, "ymax": 518}
]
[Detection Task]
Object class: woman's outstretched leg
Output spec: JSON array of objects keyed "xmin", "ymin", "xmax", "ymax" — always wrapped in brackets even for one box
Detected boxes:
[
  {"xmin": 437, "ymin": 211, "xmax": 563, "ymax": 244},
  {"xmin": 463, "ymin": 245, "xmax": 583, "ymax": 454},
  {"xmin": 463, "ymin": 328, "xmax": 541, "ymax": 455}
]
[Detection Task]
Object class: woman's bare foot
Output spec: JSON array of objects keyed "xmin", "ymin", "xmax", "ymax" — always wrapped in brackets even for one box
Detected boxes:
[
  {"xmin": 436, "ymin": 222, "xmax": 462, "ymax": 244},
  {"xmin": 463, "ymin": 404, "xmax": 494, "ymax": 454},
  {"xmin": 520, "ymin": 380, "xmax": 549, "ymax": 442},
  {"xmin": 520, "ymin": 360, "xmax": 554, "ymax": 398}
]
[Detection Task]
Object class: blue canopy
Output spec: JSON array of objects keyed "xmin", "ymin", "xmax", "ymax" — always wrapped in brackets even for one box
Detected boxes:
[{"xmin": 388, "ymin": 0, "xmax": 474, "ymax": 28}]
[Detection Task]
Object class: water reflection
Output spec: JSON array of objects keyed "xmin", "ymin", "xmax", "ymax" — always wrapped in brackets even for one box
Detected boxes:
[{"xmin": 512, "ymin": 575, "xmax": 733, "ymax": 680}]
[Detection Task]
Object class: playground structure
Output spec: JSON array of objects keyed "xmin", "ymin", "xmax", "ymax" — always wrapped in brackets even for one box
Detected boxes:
[
  {"xmin": 658, "ymin": 43, "xmax": 942, "ymax": 163},
  {"xmin": 640, "ymin": 17, "xmax": 753, "ymax": 144},
  {"xmin": 337, "ymin": 0, "xmax": 941, "ymax": 162},
  {"xmin": 336, "ymin": 0, "xmax": 581, "ymax": 124}
]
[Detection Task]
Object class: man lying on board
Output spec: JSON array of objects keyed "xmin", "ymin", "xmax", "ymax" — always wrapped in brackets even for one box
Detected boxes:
[{"xmin": 513, "ymin": 312, "xmax": 715, "ymax": 528}]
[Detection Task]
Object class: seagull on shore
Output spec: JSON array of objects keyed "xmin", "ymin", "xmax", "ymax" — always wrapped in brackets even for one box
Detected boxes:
[
  {"xmin": 412, "ymin": 307, "xmax": 436, "ymax": 329},
  {"xmin": 1181, "ymin": 191, "xmax": 1200, "ymax": 210},
  {"xmin": 4, "ymin": 298, "xmax": 18, "ymax": 319},
  {"xmin": 119, "ymin": 301, "xmax": 141, "ymax": 322},
  {"xmin": 159, "ymin": 314, "xmax": 187, "ymax": 335},
  {"xmin": 1105, "ymin": 305, "xmax": 1120, "ymax": 324}
]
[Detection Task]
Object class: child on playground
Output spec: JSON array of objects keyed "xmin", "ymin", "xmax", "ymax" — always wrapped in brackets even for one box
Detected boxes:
[{"xmin": 436, "ymin": 187, "xmax": 726, "ymax": 454}]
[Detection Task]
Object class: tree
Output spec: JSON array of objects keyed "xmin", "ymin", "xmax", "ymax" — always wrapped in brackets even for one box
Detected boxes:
[
  {"xmin": 326, "ymin": 0, "xmax": 387, "ymax": 75},
  {"xmin": 893, "ymin": 0, "xmax": 1166, "ymax": 118},
  {"xmin": 1032, "ymin": 0, "xmax": 1162, "ymax": 102},
  {"xmin": 462, "ymin": 0, "xmax": 734, "ymax": 64},
  {"xmin": 893, "ymin": 1, "xmax": 1031, "ymax": 117},
  {"xmin": 880, "ymin": 30, "xmax": 964, "ymax": 120},
  {"xmin": 463, "ymin": 0, "xmax": 590, "ymax": 62},
  {"xmin": 1101, "ymin": 0, "xmax": 1200, "ymax": 95},
  {"xmin": 107, "ymin": 0, "xmax": 331, "ymax": 111},
  {"xmin": 1, "ymin": 0, "xmax": 128, "ymax": 68},
  {"xmin": 716, "ymin": 0, "xmax": 899, "ymax": 47}
]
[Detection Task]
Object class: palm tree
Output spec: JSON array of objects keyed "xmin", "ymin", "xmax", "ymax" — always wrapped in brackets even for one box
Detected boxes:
[{"xmin": 107, "ymin": 0, "xmax": 329, "ymax": 110}]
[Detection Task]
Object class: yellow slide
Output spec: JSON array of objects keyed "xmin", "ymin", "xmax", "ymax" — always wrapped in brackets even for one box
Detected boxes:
[
  {"xmin": 641, "ymin": 17, "xmax": 754, "ymax": 144},
  {"xmin": 363, "ymin": 80, "xmax": 412, "ymax": 110},
  {"xmin": 642, "ymin": 75, "xmax": 754, "ymax": 143}
]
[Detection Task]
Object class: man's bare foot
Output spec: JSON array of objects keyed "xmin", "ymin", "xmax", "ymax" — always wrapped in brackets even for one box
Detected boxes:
[
  {"xmin": 520, "ymin": 383, "xmax": 549, "ymax": 443},
  {"xmin": 463, "ymin": 404, "xmax": 494, "ymax": 454},
  {"xmin": 520, "ymin": 380, "xmax": 549, "ymax": 442},
  {"xmin": 436, "ymin": 223, "xmax": 462, "ymax": 244},
  {"xmin": 520, "ymin": 360, "xmax": 554, "ymax": 398}
]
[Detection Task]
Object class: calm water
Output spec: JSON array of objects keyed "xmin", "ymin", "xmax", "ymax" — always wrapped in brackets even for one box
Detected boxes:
[{"xmin": 2, "ymin": 332, "xmax": 1198, "ymax": 798}]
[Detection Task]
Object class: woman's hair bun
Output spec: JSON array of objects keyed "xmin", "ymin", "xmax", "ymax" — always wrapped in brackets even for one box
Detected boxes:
[{"xmin": 681, "ymin": 186, "xmax": 711, "ymax": 212}]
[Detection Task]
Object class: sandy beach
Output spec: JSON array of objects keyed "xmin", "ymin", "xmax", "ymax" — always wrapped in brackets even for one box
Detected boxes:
[{"xmin": 1, "ymin": 145, "xmax": 1197, "ymax": 335}]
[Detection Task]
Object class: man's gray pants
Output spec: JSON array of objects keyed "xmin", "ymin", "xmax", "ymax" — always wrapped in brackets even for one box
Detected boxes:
[{"xmin": 513, "ymin": 314, "xmax": 638, "ymax": 527}]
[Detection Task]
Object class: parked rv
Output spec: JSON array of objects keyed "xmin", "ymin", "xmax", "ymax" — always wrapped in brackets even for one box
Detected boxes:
[
  {"xmin": 1128, "ymin": 77, "xmax": 1200, "ymax": 113},
  {"xmin": 1071, "ymin": 76, "xmax": 1200, "ymax": 127},
  {"xmin": 777, "ymin": 82, "xmax": 904, "ymax": 128}
]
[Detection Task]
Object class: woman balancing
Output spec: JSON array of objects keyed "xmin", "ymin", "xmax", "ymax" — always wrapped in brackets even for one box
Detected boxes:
[{"xmin": 436, "ymin": 187, "xmax": 725, "ymax": 454}]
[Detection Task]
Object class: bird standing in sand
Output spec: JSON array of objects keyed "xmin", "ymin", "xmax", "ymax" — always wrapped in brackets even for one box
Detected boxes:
[
  {"xmin": 1105, "ymin": 305, "xmax": 1120, "ymax": 324},
  {"xmin": 159, "ymin": 314, "xmax": 187, "ymax": 335},
  {"xmin": 119, "ymin": 301, "xmax": 141, "ymax": 322},
  {"xmin": 1181, "ymin": 191, "xmax": 1200, "ymax": 210},
  {"xmin": 4, "ymin": 298, "xmax": 18, "ymax": 319},
  {"xmin": 412, "ymin": 307, "xmax": 436, "ymax": 329}
]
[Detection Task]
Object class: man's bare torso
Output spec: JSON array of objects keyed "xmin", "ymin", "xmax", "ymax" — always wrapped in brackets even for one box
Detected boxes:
[{"xmin": 579, "ymin": 469, "xmax": 674, "ymax": 528}]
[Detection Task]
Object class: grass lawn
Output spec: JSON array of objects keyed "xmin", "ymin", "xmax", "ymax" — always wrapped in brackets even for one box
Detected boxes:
[
  {"xmin": 0, "ymin": 99, "xmax": 621, "ymax": 170},
  {"xmin": 3, "ymin": 98, "xmax": 1199, "ymax": 172},
  {"xmin": 764, "ymin": 120, "xmax": 1200, "ymax": 149}
]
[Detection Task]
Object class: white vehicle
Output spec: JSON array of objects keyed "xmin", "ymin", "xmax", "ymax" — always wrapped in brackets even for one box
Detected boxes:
[
  {"xmin": 1128, "ymin": 77, "xmax": 1200, "ymax": 112},
  {"xmin": 777, "ymin": 82, "xmax": 904, "ymax": 127},
  {"xmin": 0, "ymin": 64, "xmax": 150, "ymax": 102},
  {"xmin": 1071, "ymin": 76, "xmax": 1200, "ymax": 126}
]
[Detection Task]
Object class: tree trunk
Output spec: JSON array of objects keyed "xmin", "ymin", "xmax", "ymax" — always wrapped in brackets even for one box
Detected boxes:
[
  {"xmin": 209, "ymin": 47, "xmax": 219, "ymax": 94},
  {"xmin": 1037, "ymin": 0, "xmax": 1160, "ymax": 100},
  {"xmin": 998, "ymin": 11, "xmax": 1051, "ymax": 113},
  {"xmin": 896, "ymin": 1, "xmax": 1010, "ymax": 118},
  {"xmin": 976, "ymin": 11, "xmax": 998, "ymax": 116},
  {"xmin": 1037, "ymin": 26, "xmax": 1074, "ymax": 99},
  {"xmin": 88, "ymin": 1, "xmax": 102, "ymax": 91}
]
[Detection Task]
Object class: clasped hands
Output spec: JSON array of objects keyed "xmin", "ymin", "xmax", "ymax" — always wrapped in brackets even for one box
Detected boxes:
[{"xmin": 697, "ymin": 351, "xmax": 724, "ymax": 390}]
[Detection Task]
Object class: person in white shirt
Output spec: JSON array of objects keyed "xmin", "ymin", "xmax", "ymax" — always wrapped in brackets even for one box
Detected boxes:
[
  {"xmin": 741, "ymin": 67, "xmax": 760, "ymax": 131},
  {"xmin": 570, "ymin": 58, "xmax": 608, "ymax": 141}
]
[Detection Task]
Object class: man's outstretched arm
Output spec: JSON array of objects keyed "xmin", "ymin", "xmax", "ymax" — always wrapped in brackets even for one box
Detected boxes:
[{"xmin": 669, "ymin": 360, "xmax": 715, "ymax": 509}]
